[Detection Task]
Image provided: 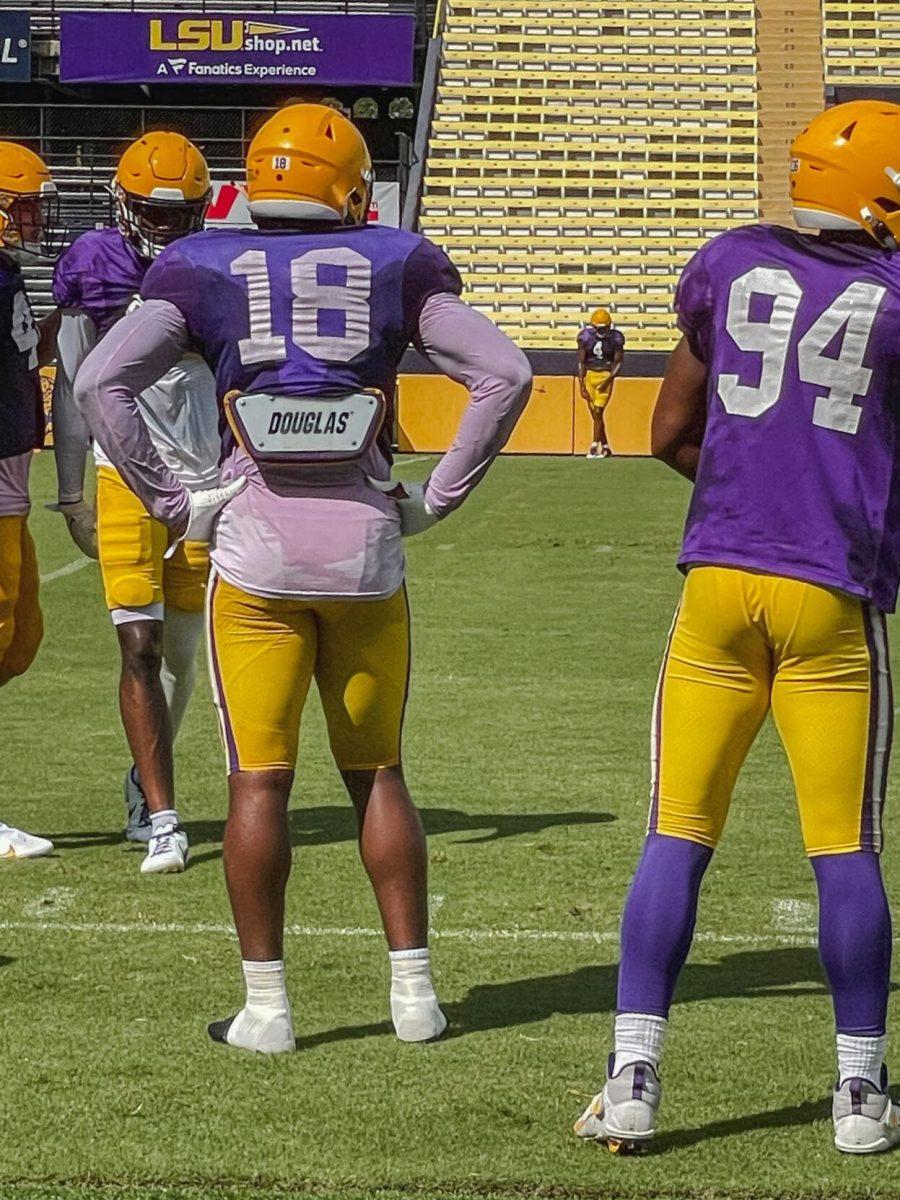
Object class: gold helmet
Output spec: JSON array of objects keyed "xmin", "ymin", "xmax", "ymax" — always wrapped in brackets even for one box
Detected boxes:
[
  {"xmin": 790, "ymin": 100, "xmax": 900, "ymax": 248},
  {"xmin": 0, "ymin": 142, "xmax": 61, "ymax": 259},
  {"xmin": 113, "ymin": 131, "xmax": 211, "ymax": 259},
  {"xmin": 590, "ymin": 307, "xmax": 612, "ymax": 327},
  {"xmin": 246, "ymin": 103, "xmax": 372, "ymax": 225}
]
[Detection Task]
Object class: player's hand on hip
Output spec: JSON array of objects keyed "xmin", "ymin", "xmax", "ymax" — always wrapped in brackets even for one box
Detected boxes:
[
  {"xmin": 181, "ymin": 476, "xmax": 248, "ymax": 545},
  {"xmin": 55, "ymin": 499, "xmax": 98, "ymax": 560},
  {"xmin": 367, "ymin": 477, "xmax": 439, "ymax": 538}
]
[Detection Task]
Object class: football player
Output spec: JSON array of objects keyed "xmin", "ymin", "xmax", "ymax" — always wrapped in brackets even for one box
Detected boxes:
[
  {"xmin": 51, "ymin": 132, "xmax": 220, "ymax": 873},
  {"xmin": 575, "ymin": 101, "xmax": 900, "ymax": 1155},
  {"xmin": 0, "ymin": 142, "xmax": 62, "ymax": 859},
  {"xmin": 75, "ymin": 103, "xmax": 531, "ymax": 1050},
  {"xmin": 577, "ymin": 307, "xmax": 624, "ymax": 458}
]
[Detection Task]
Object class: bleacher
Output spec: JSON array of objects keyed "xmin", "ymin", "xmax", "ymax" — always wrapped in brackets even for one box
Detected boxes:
[
  {"xmin": 418, "ymin": 1, "xmax": 759, "ymax": 351},
  {"xmin": 823, "ymin": 0, "xmax": 900, "ymax": 81}
]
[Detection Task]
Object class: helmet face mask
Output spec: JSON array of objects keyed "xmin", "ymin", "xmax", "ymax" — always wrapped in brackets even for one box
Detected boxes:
[
  {"xmin": 0, "ymin": 142, "xmax": 63, "ymax": 260},
  {"xmin": 114, "ymin": 183, "xmax": 209, "ymax": 259}
]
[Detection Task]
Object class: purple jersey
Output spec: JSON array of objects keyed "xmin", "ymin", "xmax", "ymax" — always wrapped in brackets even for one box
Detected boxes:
[
  {"xmin": 577, "ymin": 325, "xmax": 625, "ymax": 369},
  {"xmin": 142, "ymin": 224, "xmax": 462, "ymax": 458},
  {"xmin": 677, "ymin": 224, "xmax": 900, "ymax": 612},
  {"xmin": 53, "ymin": 228, "xmax": 147, "ymax": 335}
]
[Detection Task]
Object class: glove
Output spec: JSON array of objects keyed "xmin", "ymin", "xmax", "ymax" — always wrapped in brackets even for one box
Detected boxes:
[
  {"xmin": 173, "ymin": 477, "xmax": 248, "ymax": 549},
  {"xmin": 367, "ymin": 477, "xmax": 439, "ymax": 538},
  {"xmin": 57, "ymin": 500, "xmax": 98, "ymax": 559}
]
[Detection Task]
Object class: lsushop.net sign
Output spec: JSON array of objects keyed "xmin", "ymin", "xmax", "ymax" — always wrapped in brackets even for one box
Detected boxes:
[{"xmin": 59, "ymin": 12, "xmax": 414, "ymax": 85}]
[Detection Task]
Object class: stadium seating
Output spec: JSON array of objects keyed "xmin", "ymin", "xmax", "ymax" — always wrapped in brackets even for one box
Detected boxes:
[
  {"xmin": 418, "ymin": 1, "xmax": 760, "ymax": 350},
  {"xmin": 823, "ymin": 0, "xmax": 900, "ymax": 81}
]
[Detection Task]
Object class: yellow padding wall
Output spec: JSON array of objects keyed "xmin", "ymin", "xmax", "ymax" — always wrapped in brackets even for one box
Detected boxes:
[{"xmin": 396, "ymin": 375, "xmax": 662, "ymax": 456}]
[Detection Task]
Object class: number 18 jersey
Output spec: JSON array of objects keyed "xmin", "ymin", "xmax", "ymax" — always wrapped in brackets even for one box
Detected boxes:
[{"xmin": 676, "ymin": 224, "xmax": 900, "ymax": 612}]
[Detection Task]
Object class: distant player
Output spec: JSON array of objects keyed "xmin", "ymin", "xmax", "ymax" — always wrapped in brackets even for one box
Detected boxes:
[
  {"xmin": 576, "ymin": 101, "xmax": 900, "ymax": 1155},
  {"xmin": 52, "ymin": 133, "xmax": 220, "ymax": 873},
  {"xmin": 577, "ymin": 307, "xmax": 624, "ymax": 458},
  {"xmin": 0, "ymin": 143, "xmax": 62, "ymax": 859},
  {"xmin": 75, "ymin": 105, "xmax": 531, "ymax": 1049}
]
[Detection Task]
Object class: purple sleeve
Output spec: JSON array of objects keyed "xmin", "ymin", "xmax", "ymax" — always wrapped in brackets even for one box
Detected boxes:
[
  {"xmin": 402, "ymin": 239, "xmax": 463, "ymax": 339},
  {"xmin": 415, "ymin": 293, "xmax": 532, "ymax": 517},
  {"xmin": 675, "ymin": 247, "xmax": 715, "ymax": 364},
  {"xmin": 611, "ymin": 329, "xmax": 626, "ymax": 353},
  {"xmin": 140, "ymin": 245, "xmax": 199, "ymax": 337},
  {"xmin": 576, "ymin": 327, "xmax": 592, "ymax": 351},
  {"xmin": 52, "ymin": 243, "xmax": 81, "ymax": 309},
  {"xmin": 73, "ymin": 299, "xmax": 192, "ymax": 532}
]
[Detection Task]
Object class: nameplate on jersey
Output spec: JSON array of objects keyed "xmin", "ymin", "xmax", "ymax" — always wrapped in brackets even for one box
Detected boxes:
[{"xmin": 224, "ymin": 390, "xmax": 385, "ymax": 465}]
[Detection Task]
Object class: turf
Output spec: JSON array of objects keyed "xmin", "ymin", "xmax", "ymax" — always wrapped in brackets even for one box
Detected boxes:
[{"xmin": 3, "ymin": 450, "xmax": 900, "ymax": 1200}]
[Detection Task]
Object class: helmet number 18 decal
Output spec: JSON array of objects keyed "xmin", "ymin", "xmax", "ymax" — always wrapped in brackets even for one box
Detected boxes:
[
  {"xmin": 230, "ymin": 245, "xmax": 372, "ymax": 366},
  {"xmin": 717, "ymin": 267, "xmax": 886, "ymax": 435}
]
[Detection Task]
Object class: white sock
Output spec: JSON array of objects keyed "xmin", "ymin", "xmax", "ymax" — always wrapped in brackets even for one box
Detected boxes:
[
  {"xmin": 225, "ymin": 959, "xmax": 294, "ymax": 1053},
  {"xmin": 613, "ymin": 1012, "xmax": 668, "ymax": 1073},
  {"xmin": 389, "ymin": 948, "xmax": 447, "ymax": 1042},
  {"xmin": 160, "ymin": 608, "xmax": 203, "ymax": 738},
  {"xmin": 837, "ymin": 1033, "xmax": 886, "ymax": 1086},
  {"xmin": 150, "ymin": 808, "xmax": 180, "ymax": 835}
]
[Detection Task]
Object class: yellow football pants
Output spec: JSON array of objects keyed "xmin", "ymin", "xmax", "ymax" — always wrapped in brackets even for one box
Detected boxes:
[
  {"xmin": 585, "ymin": 369, "xmax": 614, "ymax": 413},
  {"xmin": 96, "ymin": 466, "xmax": 209, "ymax": 613},
  {"xmin": 0, "ymin": 515, "xmax": 43, "ymax": 684},
  {"xmin": 207, "ymin": 573, "xmax": 411, "ymax": 774},
  {"xmin": 651, "ymin": 566, "xmax": 891, "ymax": 856}
]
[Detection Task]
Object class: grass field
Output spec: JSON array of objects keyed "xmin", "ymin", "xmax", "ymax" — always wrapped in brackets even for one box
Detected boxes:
[{"xmin": 5, "ymin": 449, "xmax": 900, "ymax": 1200}]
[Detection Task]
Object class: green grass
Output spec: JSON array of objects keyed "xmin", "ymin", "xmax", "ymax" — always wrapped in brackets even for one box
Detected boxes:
[{"xmin": 3, "ymin": 450, "xmax": 900, "ymax": 1200}]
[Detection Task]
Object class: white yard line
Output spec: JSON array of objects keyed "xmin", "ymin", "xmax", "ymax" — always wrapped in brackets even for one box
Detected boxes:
[
  {"xmin": 40, "ymin": 556, "xmax": 92, "ymax": 584},
  {"xmin": 0, "ymin": 915, "xmax": 826, "ymax": 948},
  {"xmin": 396, "ymin": 455, "xmax": 433, "ymax": 467}
]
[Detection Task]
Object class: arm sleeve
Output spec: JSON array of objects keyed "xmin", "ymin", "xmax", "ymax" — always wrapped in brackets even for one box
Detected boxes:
[
  {"xmin": 415, "ymin": 292, "xmax": 532, "ymax": 517},
  {"xmin": 74, "ymin": 299, "xmax": 193, "ymax": 531},
  {"xmin": 52, "ymin": 310, "xmax": 97, "ymax": 504},
  {"xmin": 675, "ymin": 248, "xmax": 715, "ymax": 365}
]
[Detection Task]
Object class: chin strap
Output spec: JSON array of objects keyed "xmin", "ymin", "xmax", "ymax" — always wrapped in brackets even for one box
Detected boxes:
[{"xmin": 860, "ymin": 206, "xmax": 899, "ymax": 251}]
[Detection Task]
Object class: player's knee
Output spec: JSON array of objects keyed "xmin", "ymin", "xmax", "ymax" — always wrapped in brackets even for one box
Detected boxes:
[{"xmin": 118, "ymin": 624, "xmax": 164, "ymax": 680}]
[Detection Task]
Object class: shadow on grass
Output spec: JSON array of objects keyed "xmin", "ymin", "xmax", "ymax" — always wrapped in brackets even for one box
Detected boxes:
[
  {"xmin": 0, "ymin": 956, "xmax": 12, "ymax": 969},
  {"xmin": 47, "ymin": 805, "xmax": 614, "ymax": 859},
  {"xmin": 652, "ymin": 1098, "xmax": 828, "ymax": 1152},
  {"xmin": 295, "ymin": 947, "xmax": 854, "ymax": 1052}
]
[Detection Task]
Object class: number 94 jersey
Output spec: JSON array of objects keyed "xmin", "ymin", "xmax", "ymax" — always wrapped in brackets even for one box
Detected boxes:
[
  {"xmin": 677, "ymin": 224, "xmax": 900, "ymax": 613},
  {"xmin": 141, "ymin": 223, "xmax": 462, "ymax": 455}
]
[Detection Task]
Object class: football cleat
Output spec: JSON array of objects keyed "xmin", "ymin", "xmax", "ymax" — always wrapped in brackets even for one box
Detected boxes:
[
  {"xmin": 390, "ymin": 993, "xmax": 448, "ymax": 1043},
  {"xmin": 124, "ymin": 767, "xmax": 152, "ymax": 843},
  {"xmin": 833, "ymin": 1067, "xmax": 900, "ymax": 1154},
  {"xmin": 575, "ymin": 1057, "xmax": 661, "ymax": 1152},
  {"xmin": 0, "ymin": 822, "xmax": 53, "ymax": 860},
  {"xmin": 208, "ymin": 1007, "xmax": 295, "ymax": 1054},
  {"xmin": 587, "ymin": 444, "xmax": 599, "ymax": 459},
  {"xmin": 140, "ymin": 822, "xmax": 189, "ymax": 874}
]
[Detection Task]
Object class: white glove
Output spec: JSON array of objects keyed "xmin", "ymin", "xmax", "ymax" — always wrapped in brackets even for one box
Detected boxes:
[
  {"xmin": 367, "ymin": 477, "xmax": 439, "ymax": 538},
  {"xmin": 178, "ymin": 477, "xmax": 248, "ymax": 546},
  {"xmin": 55, "ymin": 500, "xmax": 98, "ymax": 560}
]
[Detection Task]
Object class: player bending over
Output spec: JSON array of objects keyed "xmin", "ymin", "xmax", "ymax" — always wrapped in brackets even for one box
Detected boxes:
[
  {"xmin": 576, "ymin": 101, "xmax": 900, "ymax": 1155},
  {"xmin": 577, "ymin": 307, "xmax": 624, "ymax": 459},
  {"xmin": 0, "ymin": 143, "xmax": 63, "ymax": 859},
  {"xmin": 52, "ymin": 133, "xmax": 220, "ymax": 873},
  {"xmin": 75, "ymin": 104, "xmax": 531, "ymax": 1050}
]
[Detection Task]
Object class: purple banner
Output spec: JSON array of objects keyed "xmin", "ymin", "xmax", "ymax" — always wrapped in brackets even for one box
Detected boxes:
[{"xmin": 59, "ymin": 12, "xmax": 414, "ymax": 85}]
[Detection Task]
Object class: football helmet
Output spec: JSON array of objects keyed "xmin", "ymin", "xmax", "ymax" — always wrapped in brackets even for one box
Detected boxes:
[
  {"xmin": 246, "ymin": 103, "xmax": 373, "ymax": 225},
  {"xmin": 0, "ymin": 142, "xmax": 61, "ymax": 259},
  {"xmin": 590, "ymin": 307, "xmax": 612, "ymax": 327},
  {"xmin": 113, "ymin": 132, "xmax": 211, "ymax": 259},
  {"xmin": 790, "ymin": 101, "xmax": 900, "ymax": 249}
]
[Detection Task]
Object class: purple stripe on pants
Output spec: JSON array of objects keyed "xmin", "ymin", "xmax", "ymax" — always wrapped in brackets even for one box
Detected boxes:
[{"xmin": 207, "ymin": 574, "xmax": 240, "ymax": 773}]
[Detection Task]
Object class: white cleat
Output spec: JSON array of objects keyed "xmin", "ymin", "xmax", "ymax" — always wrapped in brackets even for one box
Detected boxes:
[
  {"xmin": 833, "ymin": 1068, "xmax": 900, "ymax": 1154},
  {"xmin": 140, "ymin": 822, "xmax": 189, "ymax": 874},
  {"xmin": 124, "ymin": 767, "xmax": 152, "ymax": 843},
  {"xmin": 208, "ymin": 1007, "xmax": 295, "ymax": 1054},
  {"xmin": 0, "ymin": 822, "xmax": 53, "ymax": 860},
  {"xmin": 586, "ymin": 443, "xmax": 599, "ymax": 459},
  {"xmin": 391, "ymin": 991, "xmax": 448, "ymax": 1043},
  {"xmin": 575, "ymin": 1058, "xmax": 661, "ymax": 1153}
]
